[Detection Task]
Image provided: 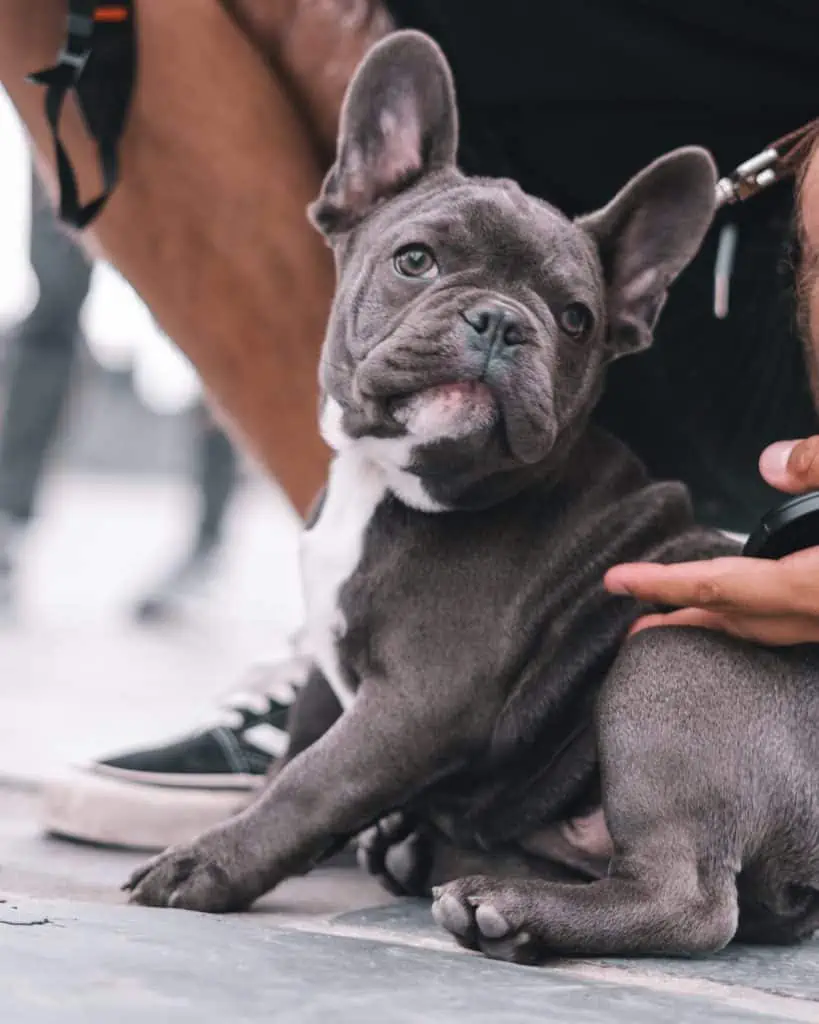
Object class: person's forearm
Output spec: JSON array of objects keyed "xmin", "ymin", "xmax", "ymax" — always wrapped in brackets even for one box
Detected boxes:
[{"xmin": 0, "ymin": 0, "xmax": 336, "ymax": 515}]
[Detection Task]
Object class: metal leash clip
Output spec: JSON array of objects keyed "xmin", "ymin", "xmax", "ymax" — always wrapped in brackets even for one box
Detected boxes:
[
  {"xmin": 712, "ymin": 117, "xmax": 818, "ymax": 317},
  {"xmin": 715, "ymin": 117, "xmax": 819, "ymax": 210},
  {"xmin": 715, "ymin": 149, "xmax": 779, "ymax": 209}
]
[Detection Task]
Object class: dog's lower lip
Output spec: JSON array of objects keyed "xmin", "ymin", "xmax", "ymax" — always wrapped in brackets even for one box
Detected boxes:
[
  {"xmin": 424, "ymin": 381, "xmax": 489, "ymax": 401},
  {"xmin": 387, "ymin": 379, "xmax": 499, "ymax": 437},
  {"xmin": 389, "ymin": 381, "xmax": 490, "ymax": 408},
  {"xmin": 432, "ymin": 382, "xmax": 489, "ymax": 401}
]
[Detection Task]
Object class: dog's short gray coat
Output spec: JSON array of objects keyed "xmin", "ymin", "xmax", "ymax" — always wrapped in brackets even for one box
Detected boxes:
[{"xmin": 127, "ymin": 32, "xmax": 819, "ymax": 964}]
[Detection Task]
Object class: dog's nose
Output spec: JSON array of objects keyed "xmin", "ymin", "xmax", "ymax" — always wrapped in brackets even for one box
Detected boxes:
[{"xmin": 462, "ymin": 302, "xmax": 525, "ymax": 350}]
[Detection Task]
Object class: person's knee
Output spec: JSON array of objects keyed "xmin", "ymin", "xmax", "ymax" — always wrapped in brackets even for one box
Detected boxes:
[{"xmin": 224, "ymin": 0, "xmax": 391, "ymax": 155}]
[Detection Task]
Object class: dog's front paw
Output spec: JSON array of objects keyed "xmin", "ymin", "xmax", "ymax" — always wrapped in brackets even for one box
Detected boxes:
[
  {"xmin": 357, "ymin": 812, "xmax": 434, "ymax": 897},
  {"xmin": 432, "ymin": 876, "xmax": 549, "ymax": 965},
  {"xmin": 124, "ymin": 828, "xmax": 259, "ymax": 913}
]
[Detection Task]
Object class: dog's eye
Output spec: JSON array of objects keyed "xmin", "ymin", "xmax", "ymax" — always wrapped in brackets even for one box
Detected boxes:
[
  {"xmin": 559, "ymin": 302, "xmax": 593, "ymax": 339},
  {"xmin": 393, "ymin": 245, "xmax": 439, "ymax": 280}
]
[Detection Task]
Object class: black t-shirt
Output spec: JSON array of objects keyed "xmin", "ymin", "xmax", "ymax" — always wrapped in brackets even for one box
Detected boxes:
[
  {"xmin": 384, "ymin": 0, "xmax": 819, "ymax": 530},
  {"xmin": 385, "ymin": 0, "xmax": 817, "ymax": 205}
]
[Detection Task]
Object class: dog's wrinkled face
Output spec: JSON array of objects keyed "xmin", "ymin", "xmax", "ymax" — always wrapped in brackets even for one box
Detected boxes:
[{"xmin": 310, "ymin": 31, "xmax": 716, "ymax": 511}]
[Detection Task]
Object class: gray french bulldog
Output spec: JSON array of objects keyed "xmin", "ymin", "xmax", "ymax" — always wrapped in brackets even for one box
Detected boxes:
[{"xmin": 127, "ymin": 31, "xmax": 819, "ymax": 963}]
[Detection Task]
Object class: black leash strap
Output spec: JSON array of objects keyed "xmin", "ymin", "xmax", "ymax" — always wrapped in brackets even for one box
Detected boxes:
[{"xmin": 27, "ymin": 0, "xmax": 137, "ymax": 229}]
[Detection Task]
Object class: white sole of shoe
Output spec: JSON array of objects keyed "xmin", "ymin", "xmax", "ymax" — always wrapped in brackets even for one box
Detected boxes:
[{"xmin": 41, "ymin": 767, "xmax": 263, "ymax": 852}]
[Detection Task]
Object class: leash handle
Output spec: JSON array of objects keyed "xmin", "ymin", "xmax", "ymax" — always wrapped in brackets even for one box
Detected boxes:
[
  {"xmin": 27, "ymin": 1, "xmax": 135, "ymax": 230},
  {"xmin": 715, "ymin": 117, "xmax": 819, "ymax": 209}
]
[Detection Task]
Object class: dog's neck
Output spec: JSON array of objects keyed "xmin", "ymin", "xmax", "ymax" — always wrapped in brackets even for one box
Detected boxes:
[
  {"xmin": 402, "ymin": 425, "xmax": 587, "ymax": 512},
  {"xmin": 321, "ymin": 394, "xmax": 599, "ymax": 514}
]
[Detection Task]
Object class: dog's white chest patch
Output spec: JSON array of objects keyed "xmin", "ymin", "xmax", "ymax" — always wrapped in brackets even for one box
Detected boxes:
[
  {"xmin": 300, "ymin": 449, "xmax": 387, "ymax": 710},
  {"xmin": 320, "ymin": 397, "xmax": 444, "ymax": 513}
]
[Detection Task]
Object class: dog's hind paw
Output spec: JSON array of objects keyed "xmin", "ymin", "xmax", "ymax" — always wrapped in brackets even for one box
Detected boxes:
[
  {"xmin": 432, "ymin": 877, "xmax": 549, "ymax": 965},
  {"xmin": 357, "ymin": 812, "xmax": 434, "ymax": 897}
]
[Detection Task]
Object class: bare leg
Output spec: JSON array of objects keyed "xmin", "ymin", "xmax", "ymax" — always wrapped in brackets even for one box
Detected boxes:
[
  {"xmin": 224, "ymin": 0, "xmax": 392, "ymax": 157},
  {"xmin": 0, "ymin": 1, "xmax": 386, "ymax": 513}
]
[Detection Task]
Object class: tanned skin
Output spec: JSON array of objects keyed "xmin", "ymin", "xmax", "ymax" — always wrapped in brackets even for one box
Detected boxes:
[{"xmin": 0, "ymin": 1, "xmax": 389, "ymax": 514}]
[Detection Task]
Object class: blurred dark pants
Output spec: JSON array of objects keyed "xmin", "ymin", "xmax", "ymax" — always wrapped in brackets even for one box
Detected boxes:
[
  {"xmin": 194, "ymin": 406, "xmax": 238, "ymax": 551},
  {"xmin": 0, "ymin": 173, "xmax": 237, "ymax": 545},
  {"xmin": 0, "ymin": 175, "xmax": 89, "ymax": 522}
]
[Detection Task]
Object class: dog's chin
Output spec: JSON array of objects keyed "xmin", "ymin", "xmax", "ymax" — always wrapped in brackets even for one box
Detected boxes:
[{"xmin": 390, "ymin": 381, "xmax": 499, "ymax": 444}]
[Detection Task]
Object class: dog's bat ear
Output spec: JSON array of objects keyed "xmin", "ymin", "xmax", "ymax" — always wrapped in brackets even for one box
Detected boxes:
[
  {"xmin": 309, "ymin": 30, "xmax": 458, "ymax": 236},
  {"xmin": 578, "ymin": 147, "xmax": 717, "ymax": 360}
]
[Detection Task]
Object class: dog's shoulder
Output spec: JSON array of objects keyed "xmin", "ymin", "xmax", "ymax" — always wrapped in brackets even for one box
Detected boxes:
[{"xmin": 559, "ymin": 426, "xmax": 737, "ymax": 563}]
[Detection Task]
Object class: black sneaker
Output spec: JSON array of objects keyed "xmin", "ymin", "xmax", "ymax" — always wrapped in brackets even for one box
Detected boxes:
[{"xmin": 41, "ymin": 656, "xmax": 310, "ymax": 850}]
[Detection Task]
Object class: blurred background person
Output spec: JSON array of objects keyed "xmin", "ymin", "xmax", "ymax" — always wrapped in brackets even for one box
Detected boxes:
[
  {"xmin": 0, "ymin": 170, "xmax": 241, "ymax": 622},
  {"xmin": 133, "ymin": 402, "xmax": 238, "ymax": 623},
  {"xmin": 0, "ymin": 172, "xmax": 90, "ymax": 610}
]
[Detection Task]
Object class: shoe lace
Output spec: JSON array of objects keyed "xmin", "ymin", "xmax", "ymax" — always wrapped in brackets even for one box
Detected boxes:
[{"xmin": 218, "ymin": 655, "xmax": 310, "ymax": 730}]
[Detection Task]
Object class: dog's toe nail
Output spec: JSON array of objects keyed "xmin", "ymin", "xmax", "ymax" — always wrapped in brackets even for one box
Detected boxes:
[
  {"xmin": 382, "ymin": 812, "xmax": 404, "ymax": 833},
  {"xmin": 476, "ymin": 903, "xmax": 511, "ymax": 939},
  {"xmin": 127, "ymin": 888, "xmax": 148, "ymax": 907},
  {"xmin": 432, "ymin": 893, "xmax": 472, "ymax": 936},
  {"xmin": 358, "ymin": 826, "xmax": 377, "ymax": 847},
  {"xmin": 123, "ymin": 868, "xmax": 148, "ymax": 892}
]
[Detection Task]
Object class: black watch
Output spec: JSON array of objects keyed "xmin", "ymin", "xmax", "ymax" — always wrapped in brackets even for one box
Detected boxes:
[{"xmin": 743, "ymin": 492, "xmax": 819, "ymax": 559}]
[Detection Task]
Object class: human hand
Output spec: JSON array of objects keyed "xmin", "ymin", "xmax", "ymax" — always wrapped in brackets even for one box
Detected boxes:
[{"xmin": 604, "ymin": 438, "xmax": 819, "ymax": 645}]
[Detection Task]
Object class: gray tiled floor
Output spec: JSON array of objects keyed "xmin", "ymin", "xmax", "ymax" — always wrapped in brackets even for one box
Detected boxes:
[
  {"xmin": 4, "ymin": 894, "xmax": 817, "ymax": 1024},
  {"xmin": 1, "ymin": 474, "xmax": 818, "ymax": 1022},
  {"xmin": 1, "ymin": 813, "xmax": 818, "ymax": 1024},
  {"xmin": 2, "ymin": 784, "xmax": 818, "ymax": 1024}
]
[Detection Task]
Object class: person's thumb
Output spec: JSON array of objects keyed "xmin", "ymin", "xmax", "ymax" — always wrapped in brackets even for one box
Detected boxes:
[{"xmin": 760, "ymin": 437, "xmax": 819, "ymax": 493}]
